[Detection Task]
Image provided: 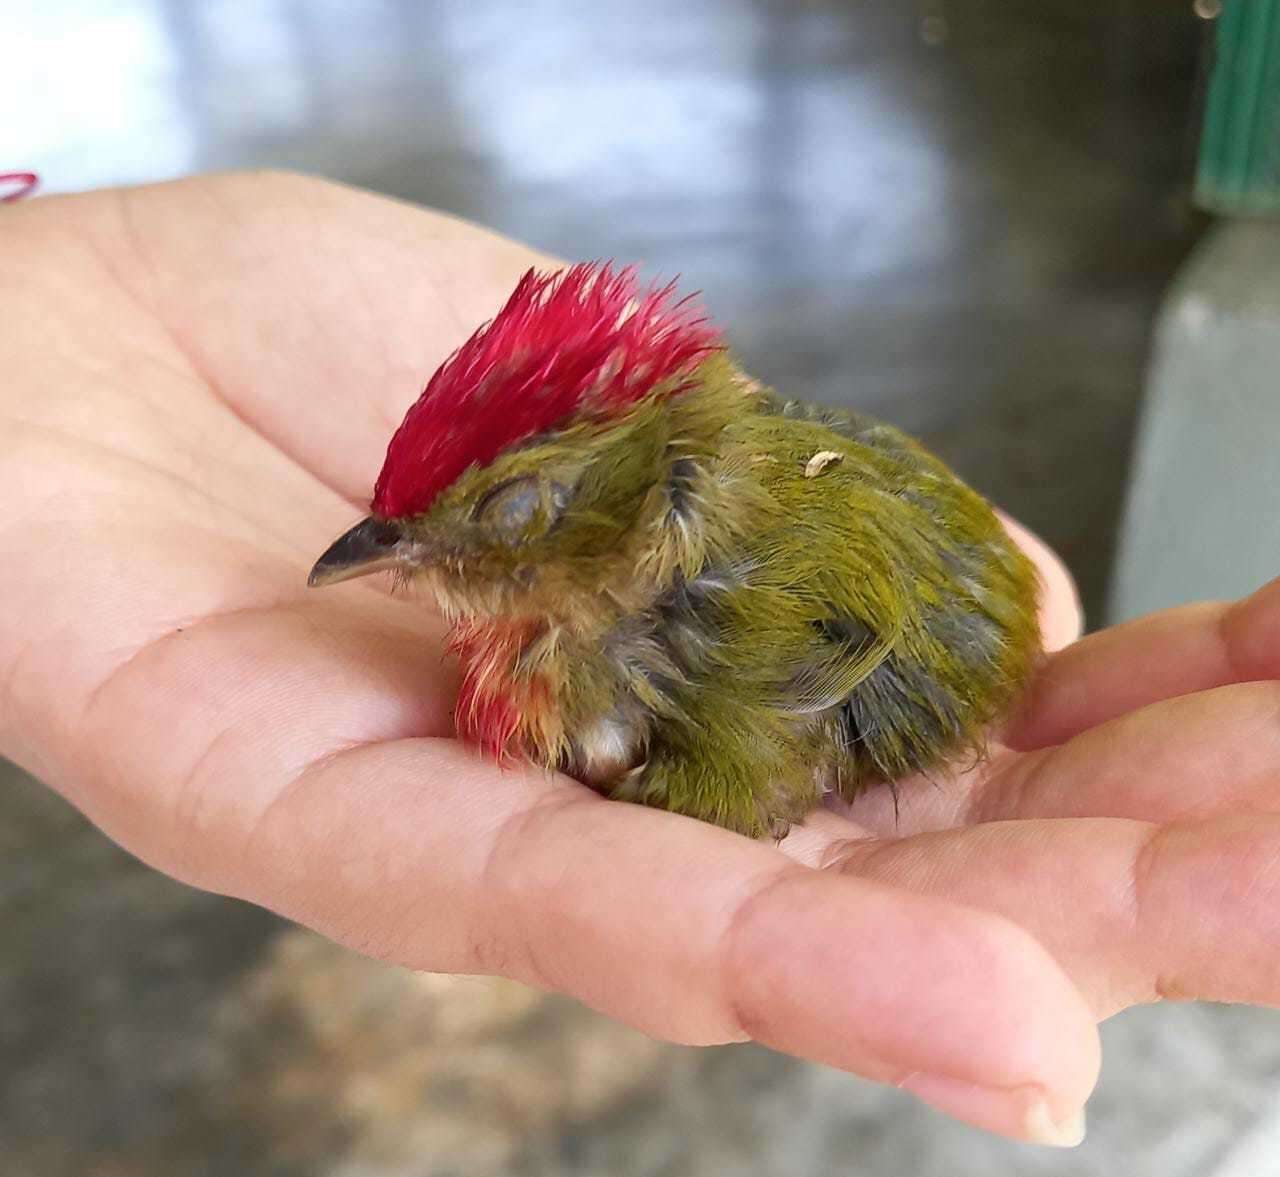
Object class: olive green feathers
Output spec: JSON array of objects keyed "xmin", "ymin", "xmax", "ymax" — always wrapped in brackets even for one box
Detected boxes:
[{"xmin": 314, "ymin": 349, "xmax": 1041, "ymax": 838}]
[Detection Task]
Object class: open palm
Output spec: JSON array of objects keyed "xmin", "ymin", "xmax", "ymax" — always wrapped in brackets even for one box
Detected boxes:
[{"xmin": 4, "ymin": 173, "xmax": 1278, "ymax": 1146}]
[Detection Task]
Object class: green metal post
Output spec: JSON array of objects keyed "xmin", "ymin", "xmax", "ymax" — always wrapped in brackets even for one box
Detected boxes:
[{"xmin": 1195, "ymin": 0, "xmax": 1280, "ymax": 214}]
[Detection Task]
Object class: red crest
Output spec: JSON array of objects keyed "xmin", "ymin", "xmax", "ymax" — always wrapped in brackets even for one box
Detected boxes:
[{"xmin": 371, "ymin": 263, "xmax": 720, "ymax": 518}]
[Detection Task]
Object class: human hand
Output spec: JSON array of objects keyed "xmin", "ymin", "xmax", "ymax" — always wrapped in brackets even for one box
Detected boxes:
[{"xmin": 3, "ymin": 172, "xmax": 1275, "ymax": 1147}]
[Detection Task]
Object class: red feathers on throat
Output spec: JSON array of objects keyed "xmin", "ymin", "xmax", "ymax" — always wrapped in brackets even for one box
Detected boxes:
[{"xmin": 371, "ymin": 263, "xmax": 721, "ymax": 519}]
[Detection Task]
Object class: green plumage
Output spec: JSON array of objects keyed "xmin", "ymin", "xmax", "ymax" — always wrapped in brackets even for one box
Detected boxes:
[
  {"xmin": 391, "ymin": 354, "xmax": 1041, "ymax": 838},
  {"xmin": 611, "ymin": 387, "xmax": 1036, "ymax": 835}
]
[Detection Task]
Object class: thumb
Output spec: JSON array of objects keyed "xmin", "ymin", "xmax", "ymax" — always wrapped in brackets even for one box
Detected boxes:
[{"xmin": 209, "ymin": 739, "xmax": 1099, "ymax": 1145}]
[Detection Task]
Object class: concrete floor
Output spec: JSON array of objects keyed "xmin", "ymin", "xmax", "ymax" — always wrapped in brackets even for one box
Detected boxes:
[{"xmin": 7, "ymin": 2, "xmax": 1271, "ymax": 1175}]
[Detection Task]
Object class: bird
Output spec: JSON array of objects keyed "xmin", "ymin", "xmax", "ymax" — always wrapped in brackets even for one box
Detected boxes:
[{"xmin": 309, "ymin": 263, "xmax": 1041, "ymax": 838}]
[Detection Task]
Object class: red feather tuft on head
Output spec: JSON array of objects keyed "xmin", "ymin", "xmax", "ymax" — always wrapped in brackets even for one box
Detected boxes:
[{"xmin": 371, "ymin": 262, "xmax": 721, "ymax": 519}]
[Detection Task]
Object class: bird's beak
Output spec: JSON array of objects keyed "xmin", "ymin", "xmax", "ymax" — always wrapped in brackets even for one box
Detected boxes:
[{"xmin": 307, "ymin": 516, "xmax": 410, "ymax": 587}]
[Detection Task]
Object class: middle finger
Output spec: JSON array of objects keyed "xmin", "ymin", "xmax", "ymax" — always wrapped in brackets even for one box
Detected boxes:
[{"xmin": 973, "ymin": 681, "xmax": 1280, "ymax": 825}]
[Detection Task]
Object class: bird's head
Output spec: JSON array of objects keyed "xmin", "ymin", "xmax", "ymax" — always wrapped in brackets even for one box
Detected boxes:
[{"xmin": 309, "ymin": 263, "xmax": 747, "ymax": 627}]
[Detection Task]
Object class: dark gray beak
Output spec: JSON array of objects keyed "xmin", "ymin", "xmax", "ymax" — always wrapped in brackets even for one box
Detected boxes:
[{"xmin": 308, "ymin": 516, "xmax": 408, "ymax": 587}]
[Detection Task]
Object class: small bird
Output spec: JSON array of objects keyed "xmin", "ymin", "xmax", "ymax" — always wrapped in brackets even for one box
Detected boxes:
[{"xmin": 310, "ymin": 264, "xmax": 1040, "ymax": 837}]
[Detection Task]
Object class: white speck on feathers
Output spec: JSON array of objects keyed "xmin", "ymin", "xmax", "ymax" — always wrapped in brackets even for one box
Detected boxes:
[{"xmin": 804, "ymin": 450, "xmax": 844, "ymax": 478}]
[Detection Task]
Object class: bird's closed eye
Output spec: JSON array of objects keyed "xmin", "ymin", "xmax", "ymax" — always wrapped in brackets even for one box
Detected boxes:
[{"xmin": 472, "ymin": 475, "xmax": 560, "ymax": 538}]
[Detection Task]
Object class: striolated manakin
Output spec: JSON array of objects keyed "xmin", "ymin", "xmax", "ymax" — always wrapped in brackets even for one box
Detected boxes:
[{"xmin": 309, "ymin": 264, "xmax": 1041, "ymax": 837}]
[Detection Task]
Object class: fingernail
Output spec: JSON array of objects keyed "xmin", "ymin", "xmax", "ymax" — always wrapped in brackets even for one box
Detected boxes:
[
  {"xmin": 900, "ymin": 1074, "xmax": 1087, "ymax": 1147},
  {"xmin": 1025, "ymin": 1099, "xmax": 1087, "ymax": 1148}
]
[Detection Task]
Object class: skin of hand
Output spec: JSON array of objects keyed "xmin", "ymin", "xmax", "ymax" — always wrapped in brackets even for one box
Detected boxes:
[{"xmin": 4, "ymin": 172, "xmax": 1280, "ymax": 1148}]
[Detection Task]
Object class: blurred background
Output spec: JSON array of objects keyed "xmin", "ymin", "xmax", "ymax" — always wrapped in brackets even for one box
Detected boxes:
[{"xmin": 5, "ymin": 1, "xmax": 1280, "ymax": 1174}]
